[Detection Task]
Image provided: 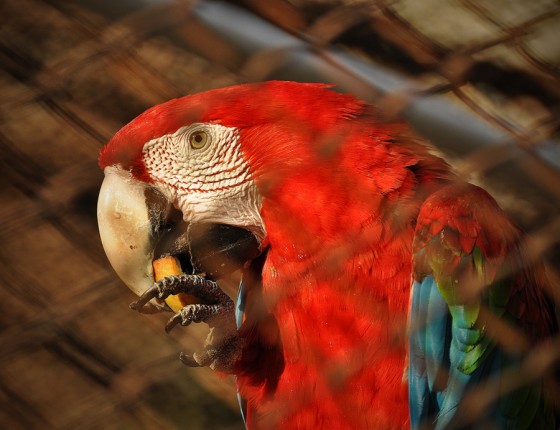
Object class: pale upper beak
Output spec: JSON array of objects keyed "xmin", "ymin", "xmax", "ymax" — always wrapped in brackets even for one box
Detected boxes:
[{"xmin": 97, "ymin": 166, "xmax": 163, "ymax": 297}]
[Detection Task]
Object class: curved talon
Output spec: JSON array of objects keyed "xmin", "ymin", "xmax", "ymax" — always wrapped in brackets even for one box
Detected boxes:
[
  {"xmin": 165, "ymin": 313, "xmax": 184, "ymax": 333},
  {"xmin": 129, "ymin": 284, "xmax": 160, "ymax": 311},
  {"xmin": 179, "ymin": 352, "xmax": 201, "ymax": 367},
  {"xmin": 129, "ymin": 301, "xmax": 166, "ymax": 314}
]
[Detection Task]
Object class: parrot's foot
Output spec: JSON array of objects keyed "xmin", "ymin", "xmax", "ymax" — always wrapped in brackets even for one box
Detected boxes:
[
  {"xmin": 129, "ymin": 274, "xmax": 233, "ymax": 311},
  {"xmin": 164, "ymin": 302, "xmax": 233, "ymax": 332},
  {"xmin": 130, "ymin": 274, "xmax": 242, "ymax": 372},
  {"xmin": 179, "ymin": 332, "xmax": 243, "ymax": 372}
]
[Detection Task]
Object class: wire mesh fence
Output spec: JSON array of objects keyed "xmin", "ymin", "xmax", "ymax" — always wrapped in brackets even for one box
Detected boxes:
[{"xmin": 0, "ymin": 0, "xmax": 558, "ymax": 428}]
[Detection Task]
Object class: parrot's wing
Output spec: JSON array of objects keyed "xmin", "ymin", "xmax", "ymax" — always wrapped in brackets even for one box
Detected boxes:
[{"xmin": 408, "ymin": 183, "xmax": 556, "ymax": 429}]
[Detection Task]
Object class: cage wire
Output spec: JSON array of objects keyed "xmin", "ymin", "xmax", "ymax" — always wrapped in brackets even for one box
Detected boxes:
[{"xmin": 0, "ymin": 0, "xmax": 559, "ymax": 428}]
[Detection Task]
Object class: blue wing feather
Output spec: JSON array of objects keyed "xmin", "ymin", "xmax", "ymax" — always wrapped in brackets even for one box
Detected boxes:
[
  {"xmin": 410, "ymin": 276, "xmax": 501, "ymax": 429},
  {"xmin": 409, "ymin": 276, "xmax": 450, "ymax": 429}
]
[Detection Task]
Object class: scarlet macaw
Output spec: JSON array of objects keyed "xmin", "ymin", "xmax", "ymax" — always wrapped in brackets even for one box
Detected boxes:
[{"xmin": 97, "ymin": 81, "xmax": 556, "ymax": 429}]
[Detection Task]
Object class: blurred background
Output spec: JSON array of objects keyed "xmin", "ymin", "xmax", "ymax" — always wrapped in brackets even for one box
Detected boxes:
[{"xmin": 0, "ymin": 0, "xmax": 559, "ymax": 428}]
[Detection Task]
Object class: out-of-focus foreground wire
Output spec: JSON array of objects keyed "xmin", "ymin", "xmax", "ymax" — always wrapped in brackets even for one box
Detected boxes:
[{"xmin": 0, "ymin": 0, "xmax": 558, "ymax": 428}]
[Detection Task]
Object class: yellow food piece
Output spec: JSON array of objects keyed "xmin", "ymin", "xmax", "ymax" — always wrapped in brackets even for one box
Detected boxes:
[{"xmin": 153, "ymin": 255, "xmax": 200, "ymax": 313}]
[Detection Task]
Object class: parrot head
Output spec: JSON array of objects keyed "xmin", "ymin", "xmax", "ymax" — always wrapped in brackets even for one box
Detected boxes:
[{"xmin": 97, "ymin": 81, "xmax": 366, "ymax": 298}]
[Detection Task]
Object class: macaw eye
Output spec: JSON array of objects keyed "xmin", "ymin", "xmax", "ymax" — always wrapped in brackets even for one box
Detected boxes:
[{"xmin": 189, "ymin": 130, "xmax": 210, "ymax": 150}]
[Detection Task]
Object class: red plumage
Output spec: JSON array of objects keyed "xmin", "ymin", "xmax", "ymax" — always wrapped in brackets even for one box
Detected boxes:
[
  {"xmin": 191, "ymin": 82, "xmax": 451, "ymax": 429},
  {"xmin": 100, "ymin": 82, "xmax": 453, "ymax": 428},
  {"xmin": 100, "ymin": 82, "xmax": 555, "ymax": 429}
]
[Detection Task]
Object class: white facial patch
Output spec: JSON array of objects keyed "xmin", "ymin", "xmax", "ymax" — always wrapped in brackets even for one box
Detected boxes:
[{"xmin": 142, "ymin": 123, "xmax": 265, "ymax": 242}]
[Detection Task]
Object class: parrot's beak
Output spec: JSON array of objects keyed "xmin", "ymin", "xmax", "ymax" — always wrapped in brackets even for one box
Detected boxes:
[
  {"xmin": 97, "ymin": 166, "xmax": 165, "ymax": 297},
  {"xmin": 97, "ymin": 166, "xmax": 260, "ymax": 300}
]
